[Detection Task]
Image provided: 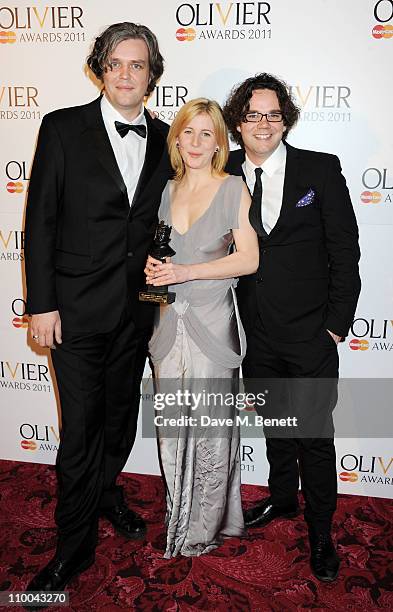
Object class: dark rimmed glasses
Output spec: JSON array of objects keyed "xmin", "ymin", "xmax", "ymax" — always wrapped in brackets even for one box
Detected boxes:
[{"xmin": 242, "ymin": 111, "xmax": 284, "ymax": 123}]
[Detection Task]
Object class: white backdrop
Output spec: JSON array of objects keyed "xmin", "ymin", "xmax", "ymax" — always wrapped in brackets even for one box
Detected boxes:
[{"xmin": 1, "ymin": 0, "xmax": 392, "ymax": 499}]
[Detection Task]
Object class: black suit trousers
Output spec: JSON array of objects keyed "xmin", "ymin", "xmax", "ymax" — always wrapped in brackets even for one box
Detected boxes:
[
  {"xmin": 243, "ymin": 314, "xmax": 339, "ymax": 534},
  {"xmin": 51, "ymin": 300, "xmax": 150, "ymax": 559}
]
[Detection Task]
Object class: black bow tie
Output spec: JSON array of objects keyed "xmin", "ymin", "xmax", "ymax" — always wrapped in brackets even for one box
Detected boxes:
[{"xmin": 114, "ymin": 121, "xmax": 146, "ymax": 139}]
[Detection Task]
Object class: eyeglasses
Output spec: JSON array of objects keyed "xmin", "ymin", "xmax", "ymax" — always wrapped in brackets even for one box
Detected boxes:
[{"xmin": 242, "ymin": 112, "xmax": 284, "ymax": 123}]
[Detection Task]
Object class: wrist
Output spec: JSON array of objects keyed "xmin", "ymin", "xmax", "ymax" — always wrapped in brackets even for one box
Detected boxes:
[
  {"xmin": 186, "ymin": 264, "xmax": 195, "ymax": 282},
  {"xmin": 327, "ymin": 329, "xmax": 342, "ymax": 344}
]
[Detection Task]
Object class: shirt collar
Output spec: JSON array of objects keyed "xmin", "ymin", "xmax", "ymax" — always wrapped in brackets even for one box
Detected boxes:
[
  {"xmin": 101, "ymin": 94, "xmax": 146, "ymax": 129},
  {"xmin": 244, "ymin": 140, "xmax": 286, "ymax": 179}
]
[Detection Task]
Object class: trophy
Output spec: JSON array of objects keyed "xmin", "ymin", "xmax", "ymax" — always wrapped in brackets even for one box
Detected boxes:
[{"xmin": 139, "ymin": 221, "xmax": 176, "ymax": 304}]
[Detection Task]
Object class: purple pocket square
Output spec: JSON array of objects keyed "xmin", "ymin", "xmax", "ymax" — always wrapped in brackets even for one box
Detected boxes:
[{"xmin": 296, "ymin": 188, "xmax": 315, "ymax": 207}]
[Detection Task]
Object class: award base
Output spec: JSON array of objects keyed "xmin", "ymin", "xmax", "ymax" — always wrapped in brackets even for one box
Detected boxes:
[{"xmin": 139, "ymin": 290, "xmax": 176, "ymax": 304}]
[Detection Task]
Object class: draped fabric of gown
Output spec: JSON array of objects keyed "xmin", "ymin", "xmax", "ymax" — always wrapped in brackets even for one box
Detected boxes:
[{"xmin": 149, "ymin": 174, "xmax": 247, "ymax": 558}]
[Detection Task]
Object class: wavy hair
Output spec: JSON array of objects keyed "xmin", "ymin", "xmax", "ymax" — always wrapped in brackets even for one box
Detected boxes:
[
  {"xmin": 86, "ymin": 22, "xmax": 163, "ymax": 96},
  {"xmin": 168, "ymin": 98, "xmax": 229, "ymax": 181},
  {"xmin": 223, "ymin": 73, "xmax": 300, "ymax": 147}
]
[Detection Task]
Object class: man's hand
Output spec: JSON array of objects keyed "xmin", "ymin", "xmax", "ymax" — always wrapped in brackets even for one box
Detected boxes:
[
  {"xmin": 30, "ymin": 311, "xmax": 62, "ymax": 348},
  {"xmin": 327, "ymin": 329, "xmax": 342, "ymax": 345}
]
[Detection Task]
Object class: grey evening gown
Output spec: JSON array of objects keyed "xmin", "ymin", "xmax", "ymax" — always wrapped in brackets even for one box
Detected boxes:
[{"xmin": 149, "ymin": 174, "xmax": 246, "ymax": 558}]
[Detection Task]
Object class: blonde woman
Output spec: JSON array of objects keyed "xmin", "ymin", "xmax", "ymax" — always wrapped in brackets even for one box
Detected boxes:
[{"xmin": 146, "ymin": 98, "xmax": 258, "ymax": 558}]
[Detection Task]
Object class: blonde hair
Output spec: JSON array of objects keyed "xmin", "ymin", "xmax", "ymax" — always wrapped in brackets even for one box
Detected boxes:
[{"xmin": 167, "ymin": 98, "xmax": 229, "ymax": 181}]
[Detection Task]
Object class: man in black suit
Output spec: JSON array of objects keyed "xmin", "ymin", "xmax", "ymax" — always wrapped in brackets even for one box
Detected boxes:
[
  {"xmin": 223, "ymin": 73, "xmax": 360, "ymax": 581},
  {"xmin": 24, "ymin": 22, "xmax": 170, "ymax": 593}
]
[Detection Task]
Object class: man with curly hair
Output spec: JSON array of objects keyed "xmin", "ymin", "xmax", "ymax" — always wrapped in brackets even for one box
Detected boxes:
[
  {"xmin": 224, "ymin": 73, "xmax": 361, "ymax": 581},
  {"xmin": 25, "ymin": 22, "xmax": 170, "ymax": 595}
]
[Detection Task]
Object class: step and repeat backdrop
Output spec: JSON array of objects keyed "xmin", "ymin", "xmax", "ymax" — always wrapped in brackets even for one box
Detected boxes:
[{"xmin": 1, "ymin": 1, "xmax": 392, "ymax": 498}]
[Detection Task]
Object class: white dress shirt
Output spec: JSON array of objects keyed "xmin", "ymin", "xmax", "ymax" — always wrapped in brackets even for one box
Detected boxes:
[
  {"xmin": 101, "ymin": 95, "xmax": 147, "ymax": 205},
  {"xmin": 243, "ymin": 140, "xmax": 287, "ymax": 234}
]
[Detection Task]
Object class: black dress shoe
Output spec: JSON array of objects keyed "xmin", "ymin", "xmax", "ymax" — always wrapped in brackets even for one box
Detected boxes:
[
  {"xmin": 25, "ymin": 553, "xmax": 94, "ymax": 609},
  {"xmin": 244, "ymin": 497, "xmax": 299, "ymax": 528},
  {"xmin": 309, "ymin": 532, "xmax": 340, "ymax": 582},
  {"xmin": 102, "ymin": 502, "xmax": 146, "ymax": 539}
]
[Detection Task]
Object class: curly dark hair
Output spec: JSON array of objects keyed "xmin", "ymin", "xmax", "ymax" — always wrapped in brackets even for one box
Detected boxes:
[
  {"xmin": 86, "ymin": 22, "xmax": 164, "ymax": 96},
  {"xmin": 223, "ymin": 73, "xmax": 300, "ymax": 147}
]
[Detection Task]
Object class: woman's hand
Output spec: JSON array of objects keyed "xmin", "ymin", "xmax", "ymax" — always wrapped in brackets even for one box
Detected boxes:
[
  {"xmin": 144, "ymin": 255, "xmax": 161, "ymax": 284},
  {"xmin": 144, "ymin": 255, "xmax": 191, "ymax": 286}
]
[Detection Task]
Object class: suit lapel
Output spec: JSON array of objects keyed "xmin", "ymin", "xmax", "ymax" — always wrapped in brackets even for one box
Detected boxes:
[
  {"xmin": 266, "ymin": 142, "xmax": 300, "ymax": 238},
  {"xmin": 228, "ymin": 144, "xmax": 301, "ymax": 240},
  {"xmin": 228, "ymin": 148, "xmax": 267, "ymax": 237},
  {"xmin": 82, "ymin": 97, "xmax": 128, "ymax": 200},
  {"xmin": 130, "ymin": 109, "xmax": 166, "ymax": 208},
  {"xmin": 281, "ymin": 143, "xmax": 300, "ymax": 217}
]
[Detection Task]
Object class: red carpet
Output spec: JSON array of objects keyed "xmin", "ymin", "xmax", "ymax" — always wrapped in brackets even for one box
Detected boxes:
[{"xmin": 0, "ymin": 459, "xmax": 392, "ymax": 611}]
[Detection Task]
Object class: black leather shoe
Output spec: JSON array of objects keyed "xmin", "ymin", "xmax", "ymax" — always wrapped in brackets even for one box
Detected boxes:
[
  {"xmin": 102, "ymin": 502, "xmax": 146, "ymax": 539},
  {"xmin": 244, "ymin": 497, "xmax": 299, "ymax": 528},
  {"xmin": 309, "ymin": 532, "xmax": 340, "ymax": 582},
  {"xmin": 25, "ymin": 554, "xmax": 94, "ymax": 609}
]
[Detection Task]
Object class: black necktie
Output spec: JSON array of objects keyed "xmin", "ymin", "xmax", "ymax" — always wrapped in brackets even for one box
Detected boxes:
[
  {"xmin": 249, "ymin": 167, "xmax": 265, "ymax": 236},
  {"xmin": 114, "ymin": 121, "xmax": 146, "ymax": 139}
]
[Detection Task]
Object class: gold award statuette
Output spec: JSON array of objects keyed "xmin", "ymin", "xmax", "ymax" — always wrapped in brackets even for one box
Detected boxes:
[{"xmin": 139, "ymin": 221, "xmax": 176, "ymax": 305}]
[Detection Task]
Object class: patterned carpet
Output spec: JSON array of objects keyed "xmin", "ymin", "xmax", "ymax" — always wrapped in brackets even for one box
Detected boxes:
[{"xmin": 0, "ymin": 459, "xmax": 392, "ymax": 611}]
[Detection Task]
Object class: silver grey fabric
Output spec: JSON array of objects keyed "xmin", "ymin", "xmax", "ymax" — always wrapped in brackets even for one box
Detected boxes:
[{"xmin": 149, "ymin": 175, "xmax": 247, "ymax": 558}]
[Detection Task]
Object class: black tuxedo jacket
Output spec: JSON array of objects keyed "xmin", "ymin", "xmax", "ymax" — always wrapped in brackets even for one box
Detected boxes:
[
  {"xmin": 226, "ymin": 143, "xmax": 361, "ymax": 342},
  {"xmin": 25, "ymin": 97, "xmax": 171, "ymax": 332}
]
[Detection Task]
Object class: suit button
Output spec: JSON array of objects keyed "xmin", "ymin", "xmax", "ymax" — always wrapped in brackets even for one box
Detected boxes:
[
  {"xmin": 262, "ymin": 249, "xmax": 267, "ymax": 255},
  {"xmin": 127, "ymin": 251, "xmax": 134, "ymax": 257},
  {"xmin": 256, "ymin": 277, "xmax": 263, "ymax": 284}
]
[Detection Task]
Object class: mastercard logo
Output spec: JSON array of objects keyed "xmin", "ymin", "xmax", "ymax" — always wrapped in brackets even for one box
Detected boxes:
[
  {"xmin": 0, "ymin": 31, "xmax": 17, "ymax": 44},
  {"xmin": 21, "ymin": 440, "xmax": 37, "ymax": 451},
  {"xmin": 339, "ymin": 471, "xmax": 358, "ymax": 482},
  {"xmin": 6, "ymin": 182, "xmax": 24, "ymax": 194},
  {"xmin": 349, "ymin": 339, "xmax": 369, "ymax": 351},
  {"xmin": 12, "ymin": 316, "xmax": 29, "ymax": 329},
  {"xmin": 176, "ymin": 28, "xmax": 196, "ymax": 42},
  {"xmin": 360, "ymin": 191, "xmax": 381, "ymax": 204},
  {"xmin": 372, "ymin": 24, "xmax": 393, "ymax": 39}
]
